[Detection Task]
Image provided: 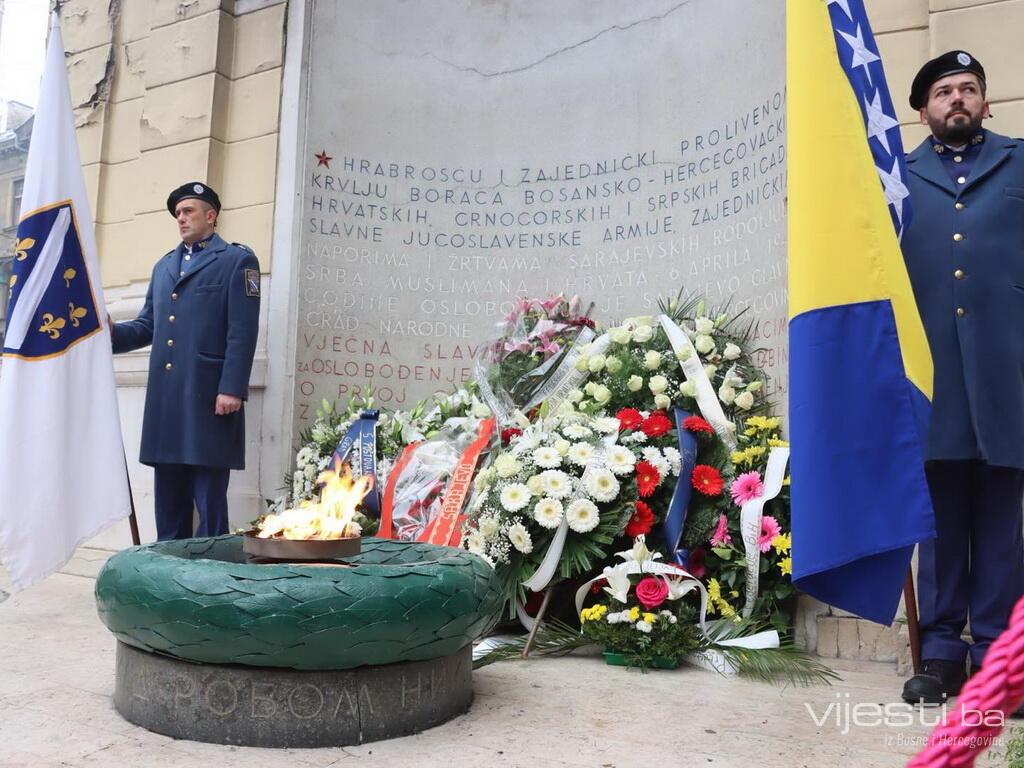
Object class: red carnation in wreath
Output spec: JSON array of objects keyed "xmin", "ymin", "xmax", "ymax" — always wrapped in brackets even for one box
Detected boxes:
[
  {"xmin": 682, "ymin": 415, "xmax": 714, "ymax": 435},
  {"xmin": 640, "ymin": 410, "xmax": 673, "ymax": 438},
  {"xmin": 501, "ymin": 427, "xmax": 523, "ymax": 445},
  {"xmin": 635, "ymin": 461, "xmax": 662, "ymax": 497},
  {"xmin": 691, "ymin": 464, "xmax": 724, "ymax": 496},
  {"xmin": 616, "ymin": 408, "xmax": 643, "ymax": 431},
  {"xmin": 625, "ymin": 501, "xmax": 655, "ymax": 537}
]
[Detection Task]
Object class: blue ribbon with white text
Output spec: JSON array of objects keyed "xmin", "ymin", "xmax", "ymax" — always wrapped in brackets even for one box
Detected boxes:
[
  {"xmin": 662, "ymin": 409, "xmax": 697, "ymax": 566},
  {"xmin": 332, "ymin": 409, "xmax": 381, "ymax": 516}
]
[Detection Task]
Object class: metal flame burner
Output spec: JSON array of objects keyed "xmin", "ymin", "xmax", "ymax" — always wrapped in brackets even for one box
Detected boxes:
[{"xmin": 241, "ymin": 531, "xmax": 361, "ymax": 562}]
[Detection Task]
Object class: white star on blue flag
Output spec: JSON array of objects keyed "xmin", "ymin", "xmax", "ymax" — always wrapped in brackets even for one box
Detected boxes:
[
  {"xmin": 837, "ymin": 24, "xmax": 881, "ymax": 85},
  {"xmin": 827, "ymin": 0, "xmax": 911, "ymax": 238}
]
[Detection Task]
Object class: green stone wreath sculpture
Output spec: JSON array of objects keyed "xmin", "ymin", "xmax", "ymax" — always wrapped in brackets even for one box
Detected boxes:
[{"xmin": 95, "ymin": 536, "xmax": 502, "ymax": 670}]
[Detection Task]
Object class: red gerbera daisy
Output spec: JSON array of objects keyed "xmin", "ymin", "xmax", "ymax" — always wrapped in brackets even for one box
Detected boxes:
[
  {"xmin": 635, "ymin": 461, "xmax": 662, "ymax": 497},
  {"xmin": 691, "ymin": 464, "xmax": 724, "ymax": 496},
  {"xmin": 682, "ymin": 415, "xmax": 714, "ymax": 435},
  {"xmin": 500, "ymin": 427, "xmax": 523, "ymax": 445},
  {"xmin": 640, "ymin": 410, "xmax": 673, "ymax": 438},
  {"xmin": 625, "ymin": 501, "xmax": 655, "ymax": 537},
  {"xmin": 616, "ymin": 408, "xmax": 643, "ymax": 431}
]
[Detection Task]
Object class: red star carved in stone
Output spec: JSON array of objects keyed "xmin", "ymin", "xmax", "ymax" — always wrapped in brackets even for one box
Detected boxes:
[{"xmin": 314, "ymin": 150, "xmax": 333, "ymax": 168}]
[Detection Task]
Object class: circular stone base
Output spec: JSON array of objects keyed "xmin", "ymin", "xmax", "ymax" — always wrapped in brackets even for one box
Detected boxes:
[{"xmin": 113, "ymin": 641, "xmax": 474, "ymax": 747}]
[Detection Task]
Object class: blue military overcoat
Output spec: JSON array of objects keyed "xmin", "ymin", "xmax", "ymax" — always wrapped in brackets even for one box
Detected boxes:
[
  {"xmin": 902, "ymin": 129, "xmax": 1024, "ymax": 469},
  {"xmin": 112, "ymin": 233, "xmax": 260, "ymax": 470}
]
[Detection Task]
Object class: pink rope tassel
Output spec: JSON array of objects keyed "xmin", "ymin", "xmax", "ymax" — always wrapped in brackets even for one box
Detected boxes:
[{"xmin": 908, "ymin": 593, "xmax": 1024, "ymax": 767}]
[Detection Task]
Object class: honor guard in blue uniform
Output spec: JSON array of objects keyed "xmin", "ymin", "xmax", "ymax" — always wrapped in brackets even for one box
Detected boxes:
[
  {"xmin": 900, "ymin": 52, "xmax": 1024, "ymax": 704},
  {"xmin": 111, "ymin": 183, "xmax": 260, "ymax": 540}
]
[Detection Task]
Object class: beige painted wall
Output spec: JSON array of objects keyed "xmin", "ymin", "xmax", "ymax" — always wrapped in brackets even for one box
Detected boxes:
[
  {"xmin": 59, "ymin": 0, "xmax": 286, "ymax": 289},
  {"xmin": 865, "ymin": 0, "xmax": 1024, "ymax": 149}
]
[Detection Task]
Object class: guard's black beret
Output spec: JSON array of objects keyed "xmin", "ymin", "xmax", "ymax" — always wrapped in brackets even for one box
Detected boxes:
[
  {"xmin": 910, "ymin": 50, "xmax": 986, "ymax": 110},
  {"xmin": 166, "ymin": 182, "xmax": 221, "ymax": 216}
]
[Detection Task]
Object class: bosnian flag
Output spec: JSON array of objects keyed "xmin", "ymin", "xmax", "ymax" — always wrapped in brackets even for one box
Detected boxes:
[
  {"xmin": 0, "ymin": 14, "xmax": 131, "ymax": 589},
  {"xmin": 787, "ymin": 0, "xmax": 934, "ymax": 622}
]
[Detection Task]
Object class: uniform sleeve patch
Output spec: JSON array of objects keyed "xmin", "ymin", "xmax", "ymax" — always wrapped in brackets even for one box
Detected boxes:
[{"xmin": 245, "ymin": 269, "xmax": 260, "ymax": 297}]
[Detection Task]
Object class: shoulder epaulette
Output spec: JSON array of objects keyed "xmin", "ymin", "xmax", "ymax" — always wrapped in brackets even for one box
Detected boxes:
[{"xmin": 231, "ymin": 242, "xmax": 254, "ymax": 253}]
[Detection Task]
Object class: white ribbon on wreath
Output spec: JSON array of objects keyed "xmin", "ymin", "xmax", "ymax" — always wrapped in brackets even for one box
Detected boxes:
[
  {"xmin": 739, "ymin": 446, "xmax": 790, "ymax": 618},
  {"xmin": 524, "ymin": 329, "xmax": 609, "ymax": 414},
  {"xmin": 658, "ymin": 314, "xmax": 737, "ymax": 450}
]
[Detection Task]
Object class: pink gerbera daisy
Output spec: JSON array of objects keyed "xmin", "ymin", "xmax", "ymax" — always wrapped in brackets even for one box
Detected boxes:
[
  {"xmin": 709, "ymin": 514, "xmax": 732, "ymax": 547},
  {"xmin": 730, "ymin": 471, "xmax": 765, "ymax": 505},
  {"xmin": 758, "ymin": 515, "xmax": 781, "ymax": 553}
]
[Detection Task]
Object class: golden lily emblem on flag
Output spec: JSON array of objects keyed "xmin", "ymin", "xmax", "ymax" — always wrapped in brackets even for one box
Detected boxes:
[{"xmin": 3, "ymin": 200, "xmax": 100, "ymax": 360}]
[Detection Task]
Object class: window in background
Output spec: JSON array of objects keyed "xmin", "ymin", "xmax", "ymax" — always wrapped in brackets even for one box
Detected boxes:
[{"xmin": 11, "ymin": 176, "xmax": 22, "ymax": 224}]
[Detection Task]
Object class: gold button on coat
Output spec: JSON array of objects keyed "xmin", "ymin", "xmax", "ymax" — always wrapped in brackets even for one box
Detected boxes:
[
  {"xmin": 956, "ymin": 308, "xmax": 966, "ymax": 317},
  {"xmin": 955, "ymin": 202, "xmax": 965, "ymax": 210},
  {"xmin": 954, "ymin": 269, "xmax": 965, "ymax": 279},
  {"xmin": 169, "ymin": 315, "xmax": 176, "ymax": 322},
  {"xmin": 954, "ymin": 155, "xmax": 963, "ymax": 163},
  {"xmin": 165, "ymin": 362, "xmax": 173, "ymax": 370},
  {"xmin": 957, "ymin": 176, "xmax": 966, "ymax": 184},
  {"xmin": 953, "ymin": 233, "xmax": 963, "ymax": 242},
  {"xmin": 167, "ymin": 339, "xmax": 174, "ymax": 346},
  {"xmin": 171, "ymin": 292, "xmax": 178, "ymax": 300}
]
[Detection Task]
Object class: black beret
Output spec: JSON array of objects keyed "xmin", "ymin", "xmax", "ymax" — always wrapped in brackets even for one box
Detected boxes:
[
  {"xmin": 910, "ymin": 50, "xmax": 985, "ymax": 110},
  {"xmin": 166, "ymin": 182, "xmax": 221, "ymax": 216}
]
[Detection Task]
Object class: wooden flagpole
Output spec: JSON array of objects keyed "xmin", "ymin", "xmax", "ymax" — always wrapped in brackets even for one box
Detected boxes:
[
  {"xmin": 123, "ymin": 450, "xmax": 141, "ymax": 546},
  {"xmin": 903, "ymin": 565, "xmax": 921, "ymax": 674}
]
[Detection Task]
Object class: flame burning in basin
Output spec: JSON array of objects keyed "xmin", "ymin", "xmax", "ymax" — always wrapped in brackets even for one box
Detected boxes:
[{"xmin": 258, "ymin": 460, "xmax": 371, "ymax": 540}]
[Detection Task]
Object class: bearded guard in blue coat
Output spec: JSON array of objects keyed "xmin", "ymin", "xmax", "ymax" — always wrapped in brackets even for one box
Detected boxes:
[
  {"xmin": 899, "ymin": 52, "xmax": 1024, "ymax": 706},
  {"xmin": 111, "ymin": 182, "xmax": 260, "ymax": 541}
]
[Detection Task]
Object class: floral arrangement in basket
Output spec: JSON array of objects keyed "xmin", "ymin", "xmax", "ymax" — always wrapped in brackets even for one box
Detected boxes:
[
  {"xmin": 579, "ymin": 538, "xmax": 702, "ymax": 669},
  {"xmin": 482, "ymin": 535, "xmax": 836, "ymax": 683}
]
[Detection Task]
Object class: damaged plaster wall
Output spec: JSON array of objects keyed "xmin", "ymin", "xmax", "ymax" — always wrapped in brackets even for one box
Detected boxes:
[
  {"xmin": 55, "ymin": 0, "xmax": 287, "ymax": 289},
  {"xmin": 57, "ymin": 0, "xmax": 117, "ymax": 125}
]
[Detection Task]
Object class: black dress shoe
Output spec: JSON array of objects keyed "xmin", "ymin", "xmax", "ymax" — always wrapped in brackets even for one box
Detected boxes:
[{"xmin": 902, "ymin": 659, "xmax": 967, "ymax": 705}]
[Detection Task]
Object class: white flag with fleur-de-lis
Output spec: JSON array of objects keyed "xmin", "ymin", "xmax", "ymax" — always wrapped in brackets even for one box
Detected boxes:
[{"xmin": 0, "ymin": 14, "xmax": 130, "ymax": 589}]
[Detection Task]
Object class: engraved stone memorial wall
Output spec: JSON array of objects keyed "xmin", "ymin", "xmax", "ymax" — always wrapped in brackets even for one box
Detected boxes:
[{"xmin": 293, "ymin": 0, "xmax": 786, "ymax": 430}]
